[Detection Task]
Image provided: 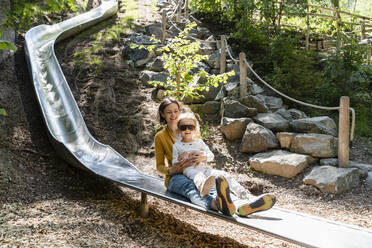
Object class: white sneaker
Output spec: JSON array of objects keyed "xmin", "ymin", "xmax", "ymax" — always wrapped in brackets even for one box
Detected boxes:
[{"xmin": 200, "ymin": 175, "xmax": 216, "ymax": 197}]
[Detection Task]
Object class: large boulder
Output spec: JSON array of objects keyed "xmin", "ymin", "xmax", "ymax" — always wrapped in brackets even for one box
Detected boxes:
[
  {"xmin": 290, "ymin": 116, "xmax": 337, "ymax": 136},
  {"xmin": 320, "ymin": 158, "xmax": 372, "ymax": 178},
  {"xmin": 289, "ymin": 133, "xmax": 337, "ymax": 158},
  {"xmin": 145, "ymin": 23, "xmax": 163, "ymax": 40},
  {"xmin": 303, "ymin": 166, "xmax": 360, "ymax": 194},
  {"xmin": 129, "ymin": 33, "xmax": 155, "ymax": 45},
  {"xmin": 275, "ymin": 108, "xmax": 293, "ymax": 121},
  {"xmin": 240, "ymin": 95, "xmax": 268, "ymax": 113},
  {"xmin": 219, "ymin": 117, "xmax": 252, "ymax": 140},
  {"xmin": 249, "ymin": 150, "xmax": 313, "ymax": 178},
  {"xmin": 240, "ymin": 123, "xmax": 279, "ymax": 153},
  {"xmin": 222, "ymin": 98, "xmax": 257, "ymax": 118},
  {"xmin": 247, "ymin": 80, "xmax": 265, "ymax": 95},
  {"xmin": 253, "ymin": 113, "xmax": 290, "ymax": 132}
]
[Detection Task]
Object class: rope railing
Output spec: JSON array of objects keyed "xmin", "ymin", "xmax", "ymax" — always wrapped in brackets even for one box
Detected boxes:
[{"xmin": 161, "ymin": 0, "xmax": 355, "ymax": 167}]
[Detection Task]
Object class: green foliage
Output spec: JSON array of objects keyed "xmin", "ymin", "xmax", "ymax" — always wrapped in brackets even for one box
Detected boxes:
[
  {"xmin": 0, "ymin": 40, "xmax": 17, "ymax": 52},
  {"xmin": 3, "ymin": 0, "xmax": 79, "ymax": 32},
  {"xmin": 200, "ymin": 119, "xmax": 213, "ymax": 139},
  {"xmin": 149, "ymin": 23, "xmax": 234, "ymax": 101},
  {"xmin": 0, "ymin": 109, "xmax": 7, "ymax": 116},
  {"xmin": 267, "ymin": 32, "xmax": 323, "ymax": 100}
]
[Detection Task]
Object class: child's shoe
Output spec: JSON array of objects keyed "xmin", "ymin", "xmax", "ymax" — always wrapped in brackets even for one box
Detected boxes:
[
  {"xmin": 200, "ymin": 175, "xmax": 215, "ymax": 197},
  {"xmin": 236, "ymin": 193, "xmax": 276, "ymax": 217},
  {"xmin": 215, "ymin": 175, "xmax": 236, "ymax": 216}
]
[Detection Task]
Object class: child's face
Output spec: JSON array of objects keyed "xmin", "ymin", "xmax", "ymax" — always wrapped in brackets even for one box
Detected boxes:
[{"xmin": 179, "ymin": 118, "xmax": 196, "ymax": 141}]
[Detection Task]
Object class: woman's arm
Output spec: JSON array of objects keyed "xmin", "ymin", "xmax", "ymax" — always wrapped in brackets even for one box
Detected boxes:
[{"xmin": 155, "ymin": 134, "xmax": 170, "ymax": 175}]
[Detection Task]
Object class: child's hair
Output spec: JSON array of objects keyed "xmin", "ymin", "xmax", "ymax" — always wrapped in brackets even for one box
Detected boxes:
[
  {"xmin": 177, "ymin": 112, "xmax": 201, "ymax": 137},
  {"xmin": 158, "ymin": 97, "xmax": 182, "ymax": 124}
]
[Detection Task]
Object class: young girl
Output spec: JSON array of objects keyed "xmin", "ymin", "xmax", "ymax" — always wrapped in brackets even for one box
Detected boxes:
[{"xmin": 172, "ymin": 112, "xmax": 250, "ymax": 198}]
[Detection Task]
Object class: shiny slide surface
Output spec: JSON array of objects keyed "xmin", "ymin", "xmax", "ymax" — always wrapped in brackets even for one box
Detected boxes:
[{"xmin": 24, "ymin": 1, "xmax": 372, "ymax": 247}]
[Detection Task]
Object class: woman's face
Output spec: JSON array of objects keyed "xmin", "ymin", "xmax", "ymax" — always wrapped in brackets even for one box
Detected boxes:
[{"xmin": 161, "ymin": 103, "xmax": 180, "ymax": 125}]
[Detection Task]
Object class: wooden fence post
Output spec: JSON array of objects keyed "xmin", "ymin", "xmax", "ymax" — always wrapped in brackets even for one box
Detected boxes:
[
  {"xmin": 220, "ymin": 35, "xmax": 226, "ymax": 74},
  {"xmin": 184, "ymin": 0, "xmax": 189, "ymax": 18},
  {"xmin": 368, "ymin": 39, "xmax": 371, "ymax": 65},
  {"xmin": 306, "ymin": 5, "xmax": 310, "ymax": 51},
  {"xmin": 239, "ymin": 52, "xmax": 247, "ymax": 100},
  {"xmin": 136, "ymin": 192, "xmax": 149, "ymax": 217},
  {"xmin": 338, "ymin": 96, "xmax": 350, "ymax": 168},
  {"xmin": 178, "ymin": 1, "xmax": 181, "ymax": 21},
  {"xmin": 161, "ymin": 9, "xmax": 167, "ymax": 44},
  {"xmin": 361, "ymin": 22, "xmax": 366, "ymax": 40}
]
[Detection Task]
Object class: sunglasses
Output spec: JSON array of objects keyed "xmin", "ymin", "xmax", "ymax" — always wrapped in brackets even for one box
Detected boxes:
[{"xmin": 179, "ymin": 125, "xmax": 195, "ymax": 131}]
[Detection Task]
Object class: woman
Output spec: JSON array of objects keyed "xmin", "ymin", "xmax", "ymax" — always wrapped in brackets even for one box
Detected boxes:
[{"xmin": 154, "ymin": 97, "xmax": 276, "ymax": 216}]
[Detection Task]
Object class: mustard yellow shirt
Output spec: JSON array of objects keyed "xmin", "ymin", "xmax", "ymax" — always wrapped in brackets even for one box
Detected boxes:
[{"xmin": 154, "ymin": 125, "xmax": 176, "ymax": 188}]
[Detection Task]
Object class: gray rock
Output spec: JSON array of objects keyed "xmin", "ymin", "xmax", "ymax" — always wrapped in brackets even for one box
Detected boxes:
[
  {"xmin": 320, "ymin": 158, "xmax": 339, "ymax": 167},
  {"xmin": 225, "ymin": 82, "xmax": 239, "ymax": 99},
  {"xmin": 129, "ymin": 33, "xmax": 156, "ymax": 45},
  {"xmin": 253, "ymin": 113, "xmax": 290, "ymax": 132},
  {"xmin": 247, "ymin": 80, "xmax": 265, "ymax": 95},
  {"xmin": 205, "ymin": 35, "xmax": 217, "ymax": 49},
  {"xmin": 320, "ymin": 158, "xmax": 372, "ymax": 178},
  {"xmin": 191, "ymin": 101, "xmax": 220, "ymax": 115},
  {"xmin": 275, "ymin": 108, "xmax": 292, "ymax": 121},
  {"xmin": 139, "ymin": 71, "xmax": 168, "ymax": 87},
  {"xmin": 240, "ymin": 123, "xmax": 279, "ymax": 153},
  {"xmin": 288, "ymin": 108, "xmax": 307, "ymax": 119},
  {"xmin": 276, "ymin": 132, "xmax": 296, "ymax": 149},
  {"xmin": 366, "ymin": 172, "xmax": 372, "ymax": 192},
  {"xmin": 206, "ymin": 50, "xmax": 221, "ymax": 69},
  {"xmin": 183, "ymin": 81, "xmax": 223, "ymax": 104},
  {"xmin": 249, "ymin": 150, "xmax": 312, "ymax": 178},
  {"xmin": 222, "ymin": 98, "xmax": 257, "ymax": 118},
  {"xmin": 191, "ymin": 61, "xmax": 211, "ymax": 74},
  {"xmin": 219, "ymin": 117, "xmax": 252, "ymax": 140},
  {"xmin": 261, "ymin": 96, "xmax": 283, "ymax": 111},
  {"xmin": 290, "ymin": 116, "xmax": 337, "ymax": 136},
  {"xmin": 290, "ymin": 133, "xmax": 337, "ymax": 158},
  {"xmin": 122, "ymin": 45, "xmax": 150, "ymax": 62},
  {"xmin": 146, "ymin": 57, "xmax": 164, "ymax": 72},
  {"xmin": 241, "ymin": 95, "xmax": 268, "ymax": 113},
  {"xmin": 198, "ymin": 42, "xmax": 214, "ymax": 55},
  {"xmin": 145, "ymin": 23, "xmax": 163, "ymax": 40},
  {"xmin": 135, "ymin": 50, "xmax": 156, "ymax": 67},
  {"xmin": 303, "ymin": 166, "xmax": 360, "ymax": 194}
]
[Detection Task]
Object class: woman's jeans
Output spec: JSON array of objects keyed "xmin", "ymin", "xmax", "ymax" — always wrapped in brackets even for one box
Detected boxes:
[{"xmin": 168, "ymin": 174, "xmax": 216, "ymax": 209}]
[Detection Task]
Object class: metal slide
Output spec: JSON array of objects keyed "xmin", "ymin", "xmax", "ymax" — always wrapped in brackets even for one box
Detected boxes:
[{"xmin": 24, "ymin": 1, "xmax": 372, "ymax": 247}]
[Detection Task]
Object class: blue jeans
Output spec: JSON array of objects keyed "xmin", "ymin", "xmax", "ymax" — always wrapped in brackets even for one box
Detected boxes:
[{"xmin": 168, "ymin": 174, "xmax": 216, "ymax": 209}]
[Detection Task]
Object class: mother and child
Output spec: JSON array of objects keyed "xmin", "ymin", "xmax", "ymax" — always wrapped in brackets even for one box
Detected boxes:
[{"xmin": 154, "ymin": 97, "xmax": 276, "ymax": 217}]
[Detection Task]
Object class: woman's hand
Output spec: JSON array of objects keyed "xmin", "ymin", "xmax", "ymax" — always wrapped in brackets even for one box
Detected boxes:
[
  {"xmin": 168, "ymin": 157, "xmax": 194, "ymax": 175},
  {"xmin": 189, "ymin": 151, "xmax": 207, "ymax": 164}
]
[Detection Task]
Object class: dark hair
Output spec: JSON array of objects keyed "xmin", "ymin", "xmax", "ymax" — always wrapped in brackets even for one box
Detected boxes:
[{"xmin": 158, "ymin": 97, "xmax": 181, "ymax": 124}]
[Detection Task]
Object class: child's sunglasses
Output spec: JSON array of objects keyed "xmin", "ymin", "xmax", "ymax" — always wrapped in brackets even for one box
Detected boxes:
[{"xmin": 179, "ymin": 125, "xmax": 195, "ymax": 131}]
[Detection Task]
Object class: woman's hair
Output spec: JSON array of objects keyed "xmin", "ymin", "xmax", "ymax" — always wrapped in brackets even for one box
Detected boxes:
[
  {"xmin": 158, "ymin": 97, "xmax": 181, "ymax": 124},
  {"xmin": 177, "ymin": 112, "xmax": 201, "ymax": 137}
]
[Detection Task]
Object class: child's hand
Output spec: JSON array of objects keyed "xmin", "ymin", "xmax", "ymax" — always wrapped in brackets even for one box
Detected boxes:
[
  {"xmin": 189, "ymin": 151, "xmax": 205, "ymax": 157},
  {"xmin": 178, "ymin": 152, "xmax": 189, "ymax": 161}
]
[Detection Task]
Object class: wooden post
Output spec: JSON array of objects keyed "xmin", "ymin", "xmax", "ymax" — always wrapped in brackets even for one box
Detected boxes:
[
  {"xmin": 306, "ymin": 5, "xmax": 310, "ymax": 51},
  {"xmin": 338, "ymin": 96, "xmax": 350, "ymax": 168},
  {"xmin": 361, "ymin": 22, "xmax": 366, "ymax": 40},
  {"xmin": 220, "ymin": 35, "xmax": 226, "ymax": 74},
  {"xmin": 136, "ymin": 192, "xmax": 149, "ymax": 217},
  {"xmin": 176, "ymin": 1, "xmax": 181, "ymax": 23},
  {"xmin": 368, "ymin": 39, "xmax": 371, "ymax": 65},
  {"xmin": 239, "ymin": 52, "xmax": 247, "ymax": 100},
  {"xmin": 184, "ymin": 0, "xmax": 189, "ymax": 18},
  {"xmin": 161, "ymin": 9, "xmax": 167, "ymax": 44},
  {"xmin": 176, "ymin": 71, "xmax": 181, "ymax": 99}
]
